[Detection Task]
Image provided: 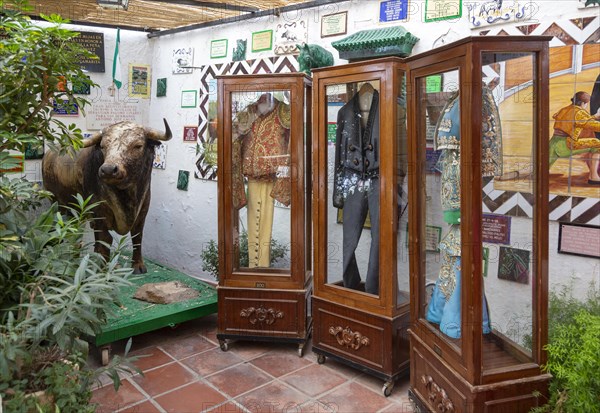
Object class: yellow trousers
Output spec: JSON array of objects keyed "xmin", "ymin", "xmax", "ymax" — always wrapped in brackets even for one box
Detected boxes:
[{"xmin": 247, "ymin": 179, "xmax": 275, "ymax": 268}]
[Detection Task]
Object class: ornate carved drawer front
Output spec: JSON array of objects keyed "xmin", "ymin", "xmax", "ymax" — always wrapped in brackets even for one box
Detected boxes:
[
  {"xmin": 411, "ymin": 341, "xmax": 466, "ymax": 413},
  {"xmin": 314, "ymin": 303, "xmax": 386, "ymax": 370},
  {"xmin": 219, "ymin": 289, "xmax": 305, "ymax": 337}
]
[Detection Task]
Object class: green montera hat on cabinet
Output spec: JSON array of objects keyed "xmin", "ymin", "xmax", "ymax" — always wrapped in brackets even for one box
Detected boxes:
[{"xmin": 331, "ymin": 26, "xmax": 419, "ymax": 61}]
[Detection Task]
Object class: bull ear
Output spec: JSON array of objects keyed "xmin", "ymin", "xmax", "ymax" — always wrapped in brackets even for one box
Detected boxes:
[
  {"xmin": 82, "ymin": 132, "xmax": 102, "ymax": 147},
  {"xmin": 145, "ymin": 118, "xmax": 173, "ymax": 142}
]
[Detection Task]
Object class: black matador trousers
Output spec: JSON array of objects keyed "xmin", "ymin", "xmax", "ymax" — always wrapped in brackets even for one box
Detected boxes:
[{"xmin": 341, "ymin": 178, "xmax": 380, "ymax": 295}]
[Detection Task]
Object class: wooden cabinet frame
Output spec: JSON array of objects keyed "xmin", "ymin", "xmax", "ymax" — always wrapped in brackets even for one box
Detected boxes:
[
  {"xmin": 311, "ymin": 36, "xmax": 551, "ymax": 406},
  {"xmin": 311, "ymin": 59, "xmax": 410, "ymax": 396},
  {"xmin": 405, "ymin": 37, "xmax": 551, "ymax": 412},
  {"xmin": 216, "ymin": 73, "xmax": 313, "ymax": 356}
]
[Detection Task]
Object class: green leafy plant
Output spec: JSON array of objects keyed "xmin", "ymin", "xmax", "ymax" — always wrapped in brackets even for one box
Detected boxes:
[
  {"xmin": 200, "ymin": 230, "xmax": 289, "ymax": 281},
  {"xmin": 531, "ymin": 280, "xmax": 600, "ymax": 413},
  {"xmin": 0, "ymin": 0, "xmax": 95, "ymax": 161},
  {"xmin": 1, "ymin": 2, "xmax": 138, "ymax": 411}
]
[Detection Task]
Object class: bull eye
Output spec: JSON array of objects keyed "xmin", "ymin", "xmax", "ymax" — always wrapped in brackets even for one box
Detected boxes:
[{"xmin": 133, "ymin": 143, "xmax": 144, "ymax": 150}]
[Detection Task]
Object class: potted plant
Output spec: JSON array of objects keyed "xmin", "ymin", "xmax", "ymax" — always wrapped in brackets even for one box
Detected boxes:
[
  {"xmin": 200, "ymin": 230, "xmax": 289, "ymax": 281},
  {"xmin": 1, "ymin": 1, "xmax": 137, "ymax": 411}
]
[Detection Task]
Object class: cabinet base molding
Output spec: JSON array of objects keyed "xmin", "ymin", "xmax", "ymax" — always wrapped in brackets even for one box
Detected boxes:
[
  {"xmin": 409, "ymin": 330, "xmax": 551, "ymax": 413},
  {"xmin": 217, "ymin": 286, "xmax": 312, "ymax": 356},
  {"xmin": 311, "ymin": 297, "xmax": 409, "ymax": 394}
]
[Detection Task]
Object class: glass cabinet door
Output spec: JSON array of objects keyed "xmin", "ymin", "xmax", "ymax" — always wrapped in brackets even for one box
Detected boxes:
[
  {"xmin": 325, "ymin": 80, "xmax": 382, "ymax": 297},
  {"xmin": 229, "ymin": 89, "xmax": 292, "ymax": 273},
  {"xmin": 416, "ymin": 69, "xmax": 465, "ymax": 355},
  {"xmin": 480, "ymin": 52, "xmax": 537, "ymax": 371},
  {"xmin": 396, "ymin": 70, "xmax": 410, "ymax": 308}
]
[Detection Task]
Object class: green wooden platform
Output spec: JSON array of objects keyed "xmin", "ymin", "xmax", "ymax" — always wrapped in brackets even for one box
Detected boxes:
[{"xmin": 93, "ymin": 257, "xmax": 218, "ymax": 349}]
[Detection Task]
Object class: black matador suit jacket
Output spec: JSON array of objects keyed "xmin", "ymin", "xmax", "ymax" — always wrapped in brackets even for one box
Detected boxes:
[{"xmin": 333, "ymin": 89, "xmax": 380, "ymax": 209}]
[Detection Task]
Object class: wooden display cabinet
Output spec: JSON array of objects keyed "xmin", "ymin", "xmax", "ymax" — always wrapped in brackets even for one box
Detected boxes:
[
  {"xmin": 311, "ymin": 59, "xmax": 410, "ymax": 396},
  {"xmin": 216, "ymin": 73, "xmax": 312, "ymax": 356},
  {"xmin": 406, "ymin": 37, "xmax": 551, "ymax": 412}
]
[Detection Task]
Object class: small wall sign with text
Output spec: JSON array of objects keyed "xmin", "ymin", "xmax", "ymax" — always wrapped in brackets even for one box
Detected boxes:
[
  {"xmin": 482, "ymin": 214, "xmax": 511, "ymax": 245},
  {"xmin": 558, "ymin": 223, "xmax": 600, "ymax": 259},
  {"xmin": 425, "ymin": 0, "xmax": 462, "ymax": 22},
  {"xmin": 379, "ymin": 0, "xmax": 408, "ymax": 23},
  {"xmin": 210, "ymin": 39, "xmax": 228, "ymax": 59},
  {"xmin": 51, "ymin": 99, "xmax": 79, "ymax": 116},
  {"xmin": 74, "ymin": 31, "xmax": 105, "ymax": 72},
  {"xmin": 181, "ymin": 90, "xmax": 197, "ymax": 108},
  {"xmin": 252, "ymin": 30, "xmax": 273, "ymax": 52}
]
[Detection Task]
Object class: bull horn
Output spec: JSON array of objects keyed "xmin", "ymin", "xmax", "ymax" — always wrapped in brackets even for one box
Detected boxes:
[
  {"xmin": 82, "ymin": 132, "xmax": 102, "ymax": 147},
  {"xmin": 145, "ymin": 118, "xmax": 173, "ymax": 142}
]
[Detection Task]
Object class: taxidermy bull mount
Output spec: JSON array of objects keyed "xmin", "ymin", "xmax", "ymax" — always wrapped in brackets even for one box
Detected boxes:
[{"xmin": 42, "ymin": 119, "xmax": 173, "ymax": 274}]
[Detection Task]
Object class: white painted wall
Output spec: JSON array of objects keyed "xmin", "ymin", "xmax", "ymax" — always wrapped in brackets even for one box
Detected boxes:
[{"xmin": 20, "ymin": 2, "xmax": 599, "ymax": 307}]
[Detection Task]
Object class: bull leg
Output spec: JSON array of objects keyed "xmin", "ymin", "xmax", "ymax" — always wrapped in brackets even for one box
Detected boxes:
[
  {"xmin": 92, "ymin": 225, "xmax": 113, "ymax": 262},
  {"xmin": 130, "ymin": 228, "xmax": 146, "ymax": 274},
  {"xmin": 130, "ymin": 194, "xmax": 150, "ymax": 274}
]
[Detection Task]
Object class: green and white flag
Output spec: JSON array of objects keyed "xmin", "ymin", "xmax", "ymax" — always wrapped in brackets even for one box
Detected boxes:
[{"xmin": 112, "ymin": 28, "xmax": 123, "ymax": 89}]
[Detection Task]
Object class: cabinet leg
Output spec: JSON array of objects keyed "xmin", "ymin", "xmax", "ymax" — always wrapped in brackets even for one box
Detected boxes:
[
  {"xmin": 101, "ymin": 346, "xmax": 111, "ymax": 366},
  {"xmin": 317, "ymin": 354, "xmax": 326, "ymax": 364},
  {"xmin": 382, "ymin": 379, "xmax": 395, "ymax": 397},
  {"xmin": 219, "ymin": 339, "xmax": 228, "ymax": 352},
  {"xmin": 297, "ymin": 343, "xmax": 305, "ymax": 357},
  {"xmin": 408, "ymin": 391, "xmax": 422, "ymax": 413}
]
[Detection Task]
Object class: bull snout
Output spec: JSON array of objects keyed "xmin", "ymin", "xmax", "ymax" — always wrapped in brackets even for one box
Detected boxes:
[{"xmin": 99, "ymin": 163, "xmax": 124, "ymax": 181}]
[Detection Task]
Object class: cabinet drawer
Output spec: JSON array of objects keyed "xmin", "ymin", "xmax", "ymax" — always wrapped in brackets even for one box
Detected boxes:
[
  {"xmin": 219, "ymin": 289, "xmax": 307, "ymax": 338},
  {"xmin": 314, "ymin": 305, "xmax": 386, "ymax": 370}
]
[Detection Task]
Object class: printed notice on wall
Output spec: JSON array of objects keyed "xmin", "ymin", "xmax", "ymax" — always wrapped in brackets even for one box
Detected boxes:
[
  {"xmin": 86, "ymin": 98, "xmax": 143, "ymax": 130},
  {"xmin": 74, "ymin": 31, "xmax": 105, "ymax": 72},
  {"xmin": 558, "ymin": 223, "xmax": 600, "ymax": 259},
  {"xmin": 482, "ymin": 214, "xmax": 511, "ymax": 245},
  {"xmin": 379, "ymin": 0, "xmax": 408, "ymax": 22}
]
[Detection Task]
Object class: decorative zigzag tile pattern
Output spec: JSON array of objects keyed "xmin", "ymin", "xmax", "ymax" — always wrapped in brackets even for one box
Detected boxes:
[
  {"xmin": 194, "ymin": 56, "xmax": 299, "ymax": 180},
  {"xmin": 483, "ymin": 178, "xmax": 599, "ymax": 225}
]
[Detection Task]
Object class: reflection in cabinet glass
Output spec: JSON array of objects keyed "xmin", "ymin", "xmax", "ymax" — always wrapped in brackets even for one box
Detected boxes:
[
  {"xmin": 407, "ymin": 37, "xmax": 551, "ymax": 412},
  {"xmin": 216, "ymin": 74, "xmax": 312, "ymax": 356},
  {"xmin": 311, "ymin": 60, "xmax": 410, "ymax": 397}
]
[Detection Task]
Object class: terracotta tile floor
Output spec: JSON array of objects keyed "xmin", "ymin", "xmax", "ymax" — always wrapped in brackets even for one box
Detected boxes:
[{"xmin": 90, "ymin": 314, "xmax": 414, "ymax": 413}]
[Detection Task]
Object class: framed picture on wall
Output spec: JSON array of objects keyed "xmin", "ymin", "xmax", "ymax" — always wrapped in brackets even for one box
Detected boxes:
[
  {"xmin": 558, "ymin": 223, "xmax": 600, "ymax": 259},
  {"xmin": 251, "ymin": 30, "xmax": 273, "ymax": 52},
  {"xmin": 183, "ymin": 125, "xmax": 198, "ymax": 142},
  {"xmin": 156, "ymin": 78, "xmax": 167, "ymax": 97},
  {"xmin": 129, "ymin": 63, "xmax": 151, "ymax": 99},
  {"xmin": 172, "ymin": 47, "xmax": 194, "ymax": 73},
  {"xmin": 321, "ymin": 11, "xmax": 348, "ymax": 38},
  {"xmin": 498, "ymin": 246, "xmax": 530, "ymax": 285}
]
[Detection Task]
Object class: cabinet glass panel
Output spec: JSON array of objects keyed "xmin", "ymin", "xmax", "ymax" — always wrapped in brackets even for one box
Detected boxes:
[
  {"xmin": 417, "ymin": 70, "xmax": 463, "ymax": 353},
  {"xmin": 305, "ymin": 86, "xmax": 313, "ymax": 277},
  {"xmin": 230, "ymin": 90, "xmax": 292, "ymax": 272},
  {"xmin": 397, "ymin": 71, "xmax": 409, "ymax": 307},
  {"xmin": 326, "ymin": 80, "xmax": 381, "ymax": 297},
  {"xmin": 481, "ymin": 52, "xmax": 535, "ymax": 369}
]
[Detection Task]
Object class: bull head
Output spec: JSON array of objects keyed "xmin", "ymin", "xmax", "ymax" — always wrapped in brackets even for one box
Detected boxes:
[
  {"xmin": 83, "ymin": 119, "xmax": 172, "ymax": 184},
  {"xmin": 82, "ymin": 118, "xmax": 172, "ymax": 148}
]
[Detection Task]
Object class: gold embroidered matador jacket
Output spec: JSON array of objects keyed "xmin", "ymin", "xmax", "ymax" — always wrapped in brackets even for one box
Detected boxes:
[{"xmin": 232, "ymin": 98, "xmax": 292, "ymax": 209}]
